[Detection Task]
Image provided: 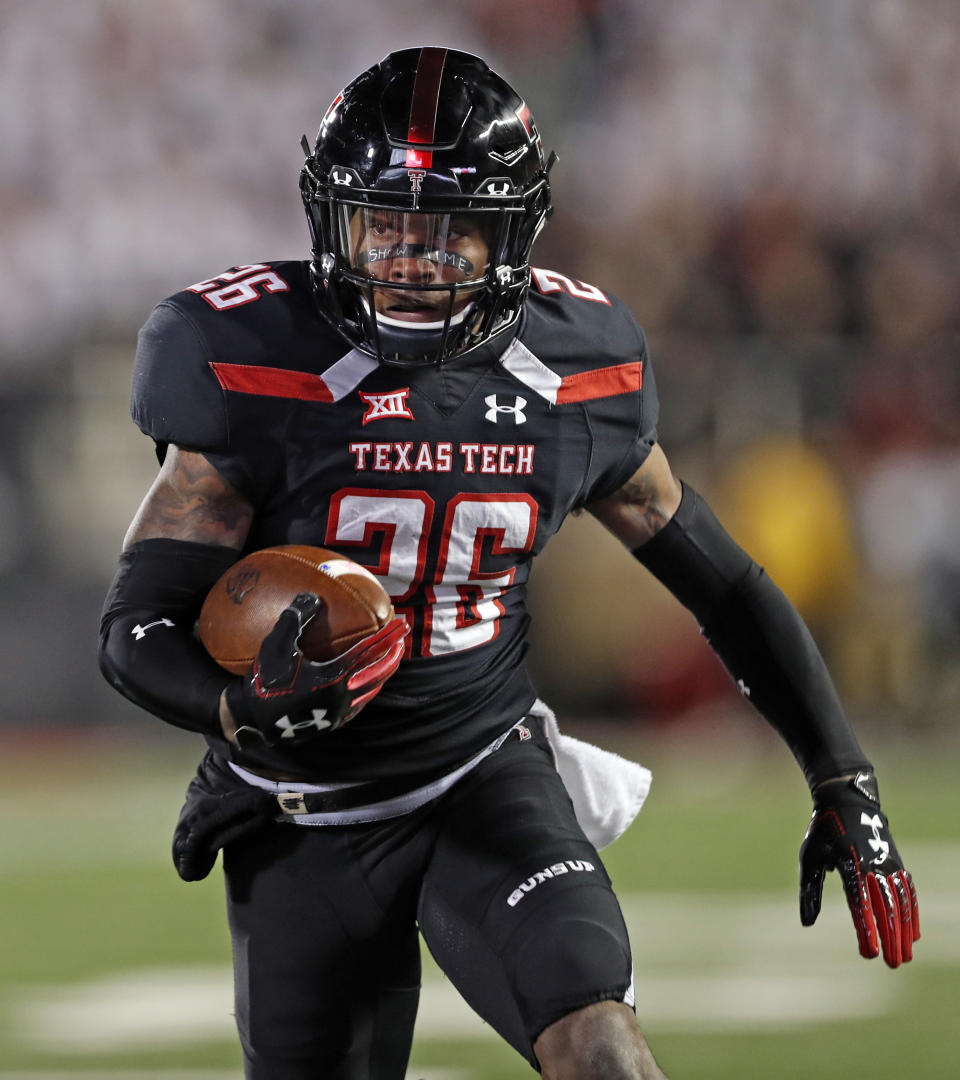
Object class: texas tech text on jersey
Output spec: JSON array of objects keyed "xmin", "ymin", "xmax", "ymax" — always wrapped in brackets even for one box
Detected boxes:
[{"xmin": 347, "ymin": 440, "xmax": 535, "ymax": 474}]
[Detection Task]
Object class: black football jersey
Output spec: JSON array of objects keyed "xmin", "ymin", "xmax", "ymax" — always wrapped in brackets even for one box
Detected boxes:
[{"xmin": 132, "ymin": 261, "xmax": 659, "ymax": 780}]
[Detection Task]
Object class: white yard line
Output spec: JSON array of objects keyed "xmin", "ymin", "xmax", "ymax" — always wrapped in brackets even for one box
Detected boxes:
[
  {"xmin": 7, "ymin": 876, "xmax": 953, "ymax": 1055},
  {"xmin": 0, "ymin": 1074, "xmax": 462, "ymax": 1080},
  {"xmin": 0, "ymin": 1074, "xmax": 242, "ymax": 1080}
]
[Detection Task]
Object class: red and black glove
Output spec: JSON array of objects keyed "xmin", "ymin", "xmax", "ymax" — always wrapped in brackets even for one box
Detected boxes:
[
  {"xmin": 225, "ymin": 592, "xmax": 408, "ymax": 748},
  {"xmin": 799, "ymin": 770, "xmax": 920, "ymax": 968}
]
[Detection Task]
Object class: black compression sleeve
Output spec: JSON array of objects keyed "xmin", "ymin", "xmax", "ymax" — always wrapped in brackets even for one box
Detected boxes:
[
  {"xmin": 99, "ymin": 538, "xmax": 240, "ymax": 736},
  {"xmin": 634, "ymin": 482, "xmax": 870, "ymax": 789}
]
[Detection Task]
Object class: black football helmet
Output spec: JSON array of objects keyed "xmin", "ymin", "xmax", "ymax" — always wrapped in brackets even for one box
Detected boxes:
[{"xmin": 300, "ymin": 47, "xmax": 555, "ymax": 366}]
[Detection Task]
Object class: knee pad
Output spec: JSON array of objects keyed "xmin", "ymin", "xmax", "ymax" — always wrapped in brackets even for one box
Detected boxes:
[{"xmin": 507, "ymin": 887, "xmax": 633, "ymax": 1044}]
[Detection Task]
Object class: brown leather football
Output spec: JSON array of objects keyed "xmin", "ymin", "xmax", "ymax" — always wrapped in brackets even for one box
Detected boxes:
[{"xmin": 198, "ymin": 545, "xmax": 394, "ymax": 674}]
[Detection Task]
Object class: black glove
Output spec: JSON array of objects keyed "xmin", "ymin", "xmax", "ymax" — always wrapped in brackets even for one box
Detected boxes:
[
  {"xmin": 172, "ymin": 785, "xmax": 275, "ymax": 881},
  {"xmin": 224, "ymin": 592, "xmax": 408, "ymax": 748},
  {"xmin": 799, "ymin": 770, "xmax": 920, "ymax": 967}
]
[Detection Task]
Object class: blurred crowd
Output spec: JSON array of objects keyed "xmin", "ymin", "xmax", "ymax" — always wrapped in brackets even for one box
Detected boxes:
[{"xmin": 1, "ymin": 0, "xmax": 957, "ymax": 734}]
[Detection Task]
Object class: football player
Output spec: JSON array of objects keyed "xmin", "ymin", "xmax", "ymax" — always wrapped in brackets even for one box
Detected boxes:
[{"xmin": 100, "ymin": 48, "xmax": 919, "ymax": 1080}]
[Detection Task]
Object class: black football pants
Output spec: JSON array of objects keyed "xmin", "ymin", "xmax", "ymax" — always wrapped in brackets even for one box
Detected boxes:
[{"xmin": 221, "ymin": 722, "xmax": 634, "ymax": 1078}]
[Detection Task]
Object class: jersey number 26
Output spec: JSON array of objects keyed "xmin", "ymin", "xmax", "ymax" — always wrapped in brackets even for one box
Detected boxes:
[{"xmin": 326, "ymin": 489, "xmax": 538, "ymax": 657}]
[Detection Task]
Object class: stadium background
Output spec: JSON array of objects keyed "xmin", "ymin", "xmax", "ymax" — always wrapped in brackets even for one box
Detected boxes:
[{"xmin": 1, "ymin": 1, "xmax": 957, "ymax": 1076}]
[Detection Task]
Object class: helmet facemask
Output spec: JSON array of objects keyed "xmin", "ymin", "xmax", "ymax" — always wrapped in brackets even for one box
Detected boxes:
[
  {"xmin": 340, "ymin": 205, "xmax": 499, "ymax": 365},
  {"xmin": 303, "ymin": 181, "xmax": 548, "ymax": 366}
]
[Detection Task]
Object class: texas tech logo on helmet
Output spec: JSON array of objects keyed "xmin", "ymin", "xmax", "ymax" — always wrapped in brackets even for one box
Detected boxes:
[{"xmin": 359, "ymin": 389, "xmax": 415, "ymax": 425}]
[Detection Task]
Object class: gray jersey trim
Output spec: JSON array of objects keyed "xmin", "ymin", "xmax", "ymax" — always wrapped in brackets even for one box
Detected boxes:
[
  {"xmin": 498, "ymin": 338, "xmax": 562, "ymax": 404},
  {"xmin": 321, "ymin": 347, "xmax": 380, "ymax": 401}
]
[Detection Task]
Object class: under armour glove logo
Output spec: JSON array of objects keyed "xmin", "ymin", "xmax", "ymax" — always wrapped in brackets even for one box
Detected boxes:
[
  {"xmin": 275, "ymin": 710, "xmax": 331, "ymax": 738},
  {"xmin": 861, "ymin": 812, "xmax": 890, "ymax": 865}
]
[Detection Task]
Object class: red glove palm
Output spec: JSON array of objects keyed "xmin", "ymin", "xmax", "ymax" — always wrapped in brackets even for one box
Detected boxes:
[{"xmin": 799, "ymin": 770, "xmax": 919, "ymax": 968}]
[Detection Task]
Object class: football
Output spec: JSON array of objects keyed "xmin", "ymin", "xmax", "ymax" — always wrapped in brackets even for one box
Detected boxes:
[{"xmin": 198, "ymin": 545, "xmax": 394, "ymax": 674}]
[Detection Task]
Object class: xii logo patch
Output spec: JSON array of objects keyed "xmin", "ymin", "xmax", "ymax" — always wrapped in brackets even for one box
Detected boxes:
[{"xmin": 360, "ymin": 389, "xmax": 415, "ymax": 425}]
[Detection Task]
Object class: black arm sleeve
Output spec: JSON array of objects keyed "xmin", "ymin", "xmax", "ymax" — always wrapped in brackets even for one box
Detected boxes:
[
  {"xmin": 99, "ymin": 538, "xmax": 240, "ymax": 737},
  {"xmin": 634, "ymin": 482, "xmax": 870, "ymax": 789}
]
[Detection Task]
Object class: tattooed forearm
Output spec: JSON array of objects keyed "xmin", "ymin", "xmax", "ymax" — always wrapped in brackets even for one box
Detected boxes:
[
  {"xmin": 586, "ymin": 443, "xmax": 682, "ymax": 549},
  {"xmin": 612, "ymin": 473, "xmax": 670, "ymax": 530},
  {"xmin": 124, "ymin": 448, "xmax": 254, "ymax": 550}
]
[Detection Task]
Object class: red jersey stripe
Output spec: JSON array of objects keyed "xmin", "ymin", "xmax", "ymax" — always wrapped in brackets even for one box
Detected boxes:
[
  {"xmin": 556, "ymin": 361, "xmax": 643, "ymax": 404},
  {"xmin": 209, "ymin": 362, "xmax": 333, "ymax": 402}
]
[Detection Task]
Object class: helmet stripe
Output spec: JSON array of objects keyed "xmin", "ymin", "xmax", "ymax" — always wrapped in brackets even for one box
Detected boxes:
[{"xmin": 405, "ymin": 46, "xmax": 448, "ymax": 168}]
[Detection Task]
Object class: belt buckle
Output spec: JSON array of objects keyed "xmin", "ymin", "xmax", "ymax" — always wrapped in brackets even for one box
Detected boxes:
[{"xmin": 277, "ymin": 792, "xmax": 308, "ymax": 815}]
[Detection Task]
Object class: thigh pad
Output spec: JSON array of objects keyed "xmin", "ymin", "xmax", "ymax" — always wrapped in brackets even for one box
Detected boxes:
[{"xmin": 419, "ymin": 728, "xmax": 633, "ymax": 1063}]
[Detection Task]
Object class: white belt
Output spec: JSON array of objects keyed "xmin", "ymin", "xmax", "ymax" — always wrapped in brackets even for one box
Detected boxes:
[{"xmin": 229, "ymin": 718, "xmax": 526, "ymax": 826}]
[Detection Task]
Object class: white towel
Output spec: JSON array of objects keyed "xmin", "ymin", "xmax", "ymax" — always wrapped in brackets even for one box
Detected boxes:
[{"xmin": 530, "ymin": 700, "xmax": 652, "ymax": 851}]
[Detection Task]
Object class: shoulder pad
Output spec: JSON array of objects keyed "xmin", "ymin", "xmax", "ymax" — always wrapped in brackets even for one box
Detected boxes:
[
  {"xmin": 512, "ymin": 272, "xmax": 660, "ymax": 502},
  {"xmin": 168, "ymin": 261, "xmax": 314, "ymax": 349},
  {"xmin": 131, "ymin": 300, "xmax": 228, "ymax": 452},
  {"xmin": 132, "ymin": 261, "xmax": 341, "ymax": 454},
  {"xmin": 521, "ymin": 269, "xmax": 643, "ymax": 375},
  {"xmin": 516, "ymin": 270, "xmax": 653, "ymax": 393}
]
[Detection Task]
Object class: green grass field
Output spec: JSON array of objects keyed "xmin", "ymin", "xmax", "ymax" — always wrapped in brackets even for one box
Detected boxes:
[{"xmin": 1, "ymin": 725, "xmax": 956, "ymax": 1078}]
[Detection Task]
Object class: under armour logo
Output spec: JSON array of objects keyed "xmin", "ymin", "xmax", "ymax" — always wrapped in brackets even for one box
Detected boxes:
[
  {"xmin": 484, "ymin": 180, "xmax": 511, "ymax": 196},
  {"xmin": 275, "ymin": 710, "xmax": 331, "ymax": 738},
  {"xmin": 131, "ymin": 618, "xmax": 174, "ymax": 640},
  {"xmin": 359, "ymin": 389, "xmax": 415, "ymax": 424},
  {"xmin": 861, "ymin": 812, "xmax": 890, "ymax": 865},
  {"xmin": 331, "ymin": 168, "xmax": 353, "ymax": 186},
  {"xmin": 485, "ymin": 394, "xmax": 527, "ymax": 424}
]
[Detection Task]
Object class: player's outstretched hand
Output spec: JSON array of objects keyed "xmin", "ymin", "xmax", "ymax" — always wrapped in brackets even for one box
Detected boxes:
[
  {"xmin": 799, "ymin": 770, "xmax": 920, "ymax": 968},
  {"xmin": 224, "ymin": 592, "xmax": 408, "ymax": 748}
]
